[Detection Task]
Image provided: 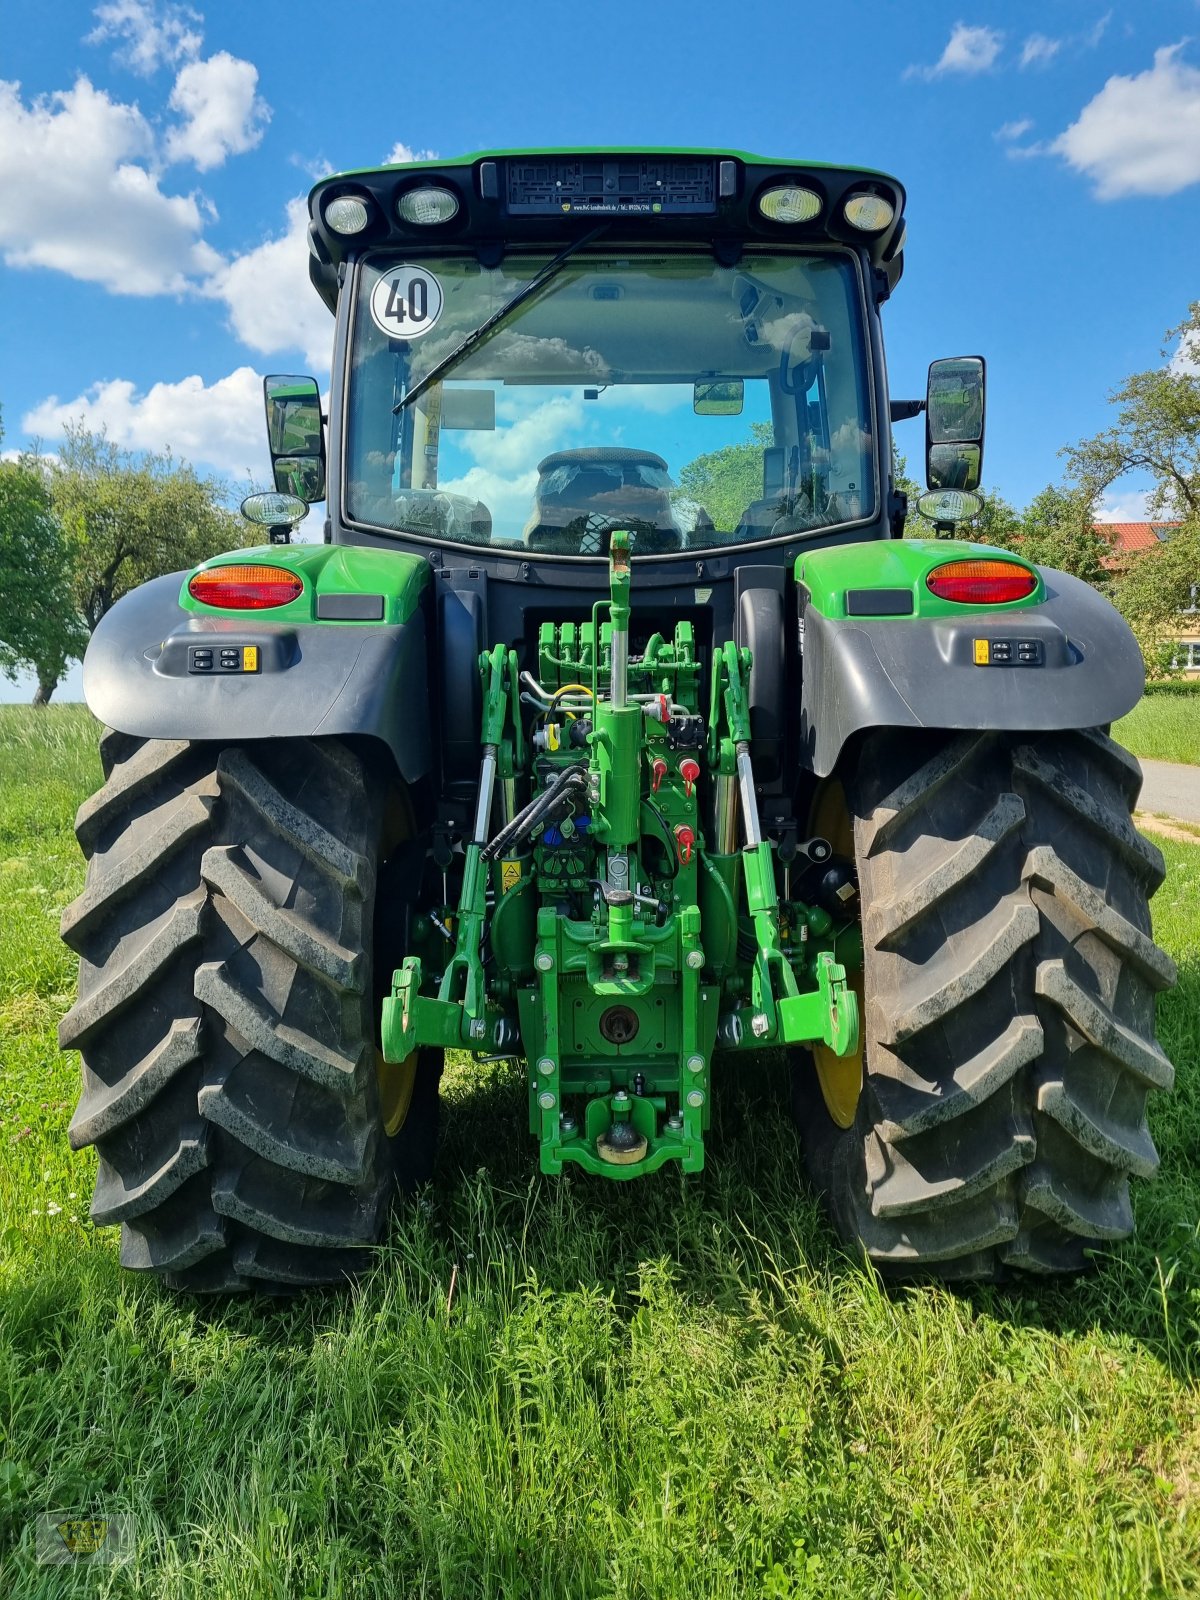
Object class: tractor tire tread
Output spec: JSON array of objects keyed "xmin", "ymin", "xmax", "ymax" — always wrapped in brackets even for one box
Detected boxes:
[
  {"xmin": 62, "ymin": 732, "xmax": 420, "ymax": 1292},
  {"xmin": 795, "ymin": 727, "xmax": 1173, "ymax": 1280}
]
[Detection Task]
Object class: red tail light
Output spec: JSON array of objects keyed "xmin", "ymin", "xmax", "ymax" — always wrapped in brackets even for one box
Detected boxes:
[
  {"xmin": 188, "ymin": 565, "xmax": 304, "ymax": 609},
  {"xmin": 926, "ymin": 559, "xmax": 1037, "ymax": 605}
]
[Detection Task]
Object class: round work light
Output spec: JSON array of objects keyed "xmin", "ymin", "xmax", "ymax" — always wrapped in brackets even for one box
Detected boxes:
[
  {"xmin": 843, "ymin": 192, "xmax": 895, "ymax": 232},
  {"xmin": 397, "ymin": 186, "xmax": 460, "ymax": 225},
  {"xmin": 758, "ymin": 185, "xmax": 822, "ymax": 224},
  {"xmin": 324, "ymin": 196, "xmax": 371, "ymax": 235}
]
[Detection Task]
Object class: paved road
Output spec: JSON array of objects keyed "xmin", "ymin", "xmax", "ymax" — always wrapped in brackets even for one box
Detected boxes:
[{"xmin": 1137, "ymin": 758, "xmax": 1200, "ymax": 823}]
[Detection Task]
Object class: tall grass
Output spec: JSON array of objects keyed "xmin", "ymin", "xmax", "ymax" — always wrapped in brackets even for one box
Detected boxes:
[
  {"xmin": 1, "ymin": 707, "xmax": 1198, "ymax": 1598},
  {"xmin": 1114, "ymin": 694, "xmax": 1200, "ymax": 767}
]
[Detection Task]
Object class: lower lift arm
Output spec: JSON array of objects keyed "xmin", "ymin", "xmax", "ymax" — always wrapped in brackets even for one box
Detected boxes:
[
  {"xmin": 382, "ymin": 643, "xmax": 515, "ymax": 1056},
  {"xmin": 711, "ymin": 640, "xmax": 858, "ymax": 1056}
]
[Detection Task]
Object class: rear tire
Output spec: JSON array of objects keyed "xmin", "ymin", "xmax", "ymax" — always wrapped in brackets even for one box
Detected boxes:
[
  {"xmin": 793, "ymin": 728, "xmax": 1176, "ymax": 1279},
  {"xmin": 59, "ymin": 733, "xmax": 438, "ymax": 1293}
]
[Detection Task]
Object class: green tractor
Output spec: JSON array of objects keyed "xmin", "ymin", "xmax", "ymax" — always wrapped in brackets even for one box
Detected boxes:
[{"xmin": 60, "ymin": 150, "xmax": 1175, "ymax": 1291}]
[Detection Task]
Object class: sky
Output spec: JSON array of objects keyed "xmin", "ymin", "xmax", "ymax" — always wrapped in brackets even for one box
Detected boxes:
[{"xmin": 2, "ymin": 0, "xmax": 1198, "ymax": 700}]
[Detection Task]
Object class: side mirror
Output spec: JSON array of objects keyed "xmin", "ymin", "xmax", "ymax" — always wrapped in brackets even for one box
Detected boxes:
[
  {"xmin": 925, "ymin": 356, "xmax": 985, "ymax": 492},
  {"xmin": 694, "ymin": 380, "xmax": 744, "ymax": 416},
  {"xmin": 264, "ymin": 374, "xmax": 326, "ymax": 503}
]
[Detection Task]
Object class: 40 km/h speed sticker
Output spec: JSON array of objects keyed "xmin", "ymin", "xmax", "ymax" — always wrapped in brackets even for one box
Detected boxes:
[{"xmin": 369, "ymin": 264, "xmax": 444, "ymax": 340}]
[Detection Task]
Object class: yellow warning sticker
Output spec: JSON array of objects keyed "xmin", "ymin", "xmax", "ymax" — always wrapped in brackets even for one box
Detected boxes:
[
  {"xmin": 242, "ymin": 645, "xmax": 259, "ymax": 671},
  {"xmin": 500, "ymin": 859, "xmax": 523, "ymax": 894},
  {"xmin": 973, "ymin": 638, "xmax": 990, "ymax": 666}
]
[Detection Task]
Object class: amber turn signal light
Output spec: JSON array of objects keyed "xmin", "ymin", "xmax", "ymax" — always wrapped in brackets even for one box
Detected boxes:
[
  {"xmin": 188, "ymin": 565, "xmax": 304, "ymax": 610},
  {"xmin": 926, "ymin": 559, "xmax": 1037, "ymax": 606}
]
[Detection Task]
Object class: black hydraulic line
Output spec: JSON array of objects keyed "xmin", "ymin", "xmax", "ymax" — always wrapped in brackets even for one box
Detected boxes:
[
  {"xmin": 481, "ymin": 763, "xmax": 588, "ymax": 862},
  {"xmin": 641, "ymin": 798, "xmax": 680, "ymax": 880}
]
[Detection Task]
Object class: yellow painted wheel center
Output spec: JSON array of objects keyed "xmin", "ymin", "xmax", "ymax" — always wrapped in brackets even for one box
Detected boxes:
[
  {"xmin": 376, "ymin": 1048, "xmax": 419, "ymax": 1136},
  {"xmin": 808, "ymin": 780, "xmax": 865, "ymax": 1130}
]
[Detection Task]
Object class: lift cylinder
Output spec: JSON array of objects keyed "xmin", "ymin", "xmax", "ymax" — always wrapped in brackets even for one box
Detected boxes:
[{"xmin": 592, "ymin": 704, "xmax": 642, "ymax": 848}]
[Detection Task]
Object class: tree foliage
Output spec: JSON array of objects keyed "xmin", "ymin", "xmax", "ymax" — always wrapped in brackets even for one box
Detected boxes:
[
  {"xmin": 48, "ymin": 424, "xmax": 244, "ymax": 636},
  {"xmin": 1064, "ymin": 301, "xmax": 1200, "ymax": 521},
  {"xmin": 676, "ymin": 422, "xmax": 773, "ymax": 532},
  {"xmin": 991, "ymin": 483, "xmax": 1112, "ymax": 587},
  {"xmin": 1110, "ymin": 522, "xmax": 1200, "ymax": 676},
  {"xmin": 0, "ymin": 410, "xmax": 88, "ymax": 691}
]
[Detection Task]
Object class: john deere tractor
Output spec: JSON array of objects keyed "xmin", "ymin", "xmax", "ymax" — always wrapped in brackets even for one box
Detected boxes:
[{"xmin": 61, "ymin": 150, "xmax": 1176, "ymax": 1291}]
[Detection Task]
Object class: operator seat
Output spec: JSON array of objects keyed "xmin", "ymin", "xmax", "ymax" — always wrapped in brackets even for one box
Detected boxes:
[{"xmin": 524, "ymin": 448, "xmax": 683, "ymax": 554}]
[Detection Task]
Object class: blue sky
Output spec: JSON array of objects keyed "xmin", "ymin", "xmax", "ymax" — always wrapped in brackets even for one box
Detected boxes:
[{"xmin": 2, "ymin": 0, "xmax": 1198, "ymax": 698}]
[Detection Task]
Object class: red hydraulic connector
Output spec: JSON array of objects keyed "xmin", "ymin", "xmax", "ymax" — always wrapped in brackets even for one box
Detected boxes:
[
  {"xmin": 651, "ymin": 757, "xmax": 668, "ymax": 794},
  {"xmin": 679, "ymin": 757, "xmax": 700, "ymax": 798},
  {"xmin": 673, "ymin": 823, "xmax": 695, "ymax": 865}
]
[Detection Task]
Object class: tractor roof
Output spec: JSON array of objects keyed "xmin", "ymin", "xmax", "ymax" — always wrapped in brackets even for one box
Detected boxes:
[{"xmin": 306, "ymin": 149, "xmax": 906, "ymax": 309}]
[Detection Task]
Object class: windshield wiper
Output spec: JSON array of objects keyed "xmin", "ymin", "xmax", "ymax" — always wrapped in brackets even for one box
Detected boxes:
[{"xmin": 392, "ymin": 224, "xmax": 609, "ymax": 414}]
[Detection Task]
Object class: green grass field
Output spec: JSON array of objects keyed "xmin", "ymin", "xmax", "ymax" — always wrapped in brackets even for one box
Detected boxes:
[
  {"xmin": 1114, "ymin": 693, "xmax": 1200, "ymax": 767},
  {"xmin": 2, "ymin": 706, "xmax": 1198, "ymax": 1598}
]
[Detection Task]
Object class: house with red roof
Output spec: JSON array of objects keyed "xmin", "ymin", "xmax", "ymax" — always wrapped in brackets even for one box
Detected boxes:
[{"xmin": 1096, "ymin": 522, "xmax": 1199, "ymax": 672}]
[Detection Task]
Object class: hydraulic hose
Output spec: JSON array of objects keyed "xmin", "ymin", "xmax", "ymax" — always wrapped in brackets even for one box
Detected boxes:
[{"xmin": 481, "ymin": 762, "xmax": 587, "ymax": 862}]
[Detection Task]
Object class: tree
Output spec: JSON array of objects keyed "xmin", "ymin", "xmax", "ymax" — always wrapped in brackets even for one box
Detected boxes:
[
  {"xmin": 676, "ymin": 422, "xmax": 774, "ymax": 532},
  {"xmin": 1013, "ymin": 484, "xmax": 1111, "ymax": 586},
  {"xmin": 1110, "ymin": 521, "xmax": 1200, "ymax": 676},
  {"xmin": 0, "ymin": 412, "xmax": 87, "ymax": 694},
  {"xmin": 37, "ymin": 424, "xmax": 247, "ymax": 702},
  {"xmin": 1064, "ymin": 301, "xmax": 1200, "ymax": 520}
]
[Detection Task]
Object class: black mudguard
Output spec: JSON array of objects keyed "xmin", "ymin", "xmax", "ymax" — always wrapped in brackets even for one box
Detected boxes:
[
  {"xmin": 81, "ymin": 572, "xmax": 433, "ymax": 783},
  {"xmin": 799, "ymin": 567, "xmax": 1145, "ymax": 777}
]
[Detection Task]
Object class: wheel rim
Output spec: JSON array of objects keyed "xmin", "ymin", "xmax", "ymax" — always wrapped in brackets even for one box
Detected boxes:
[{"xmin": 376, "ymin": 1048, "xmax": 419, "ymax": 1136}]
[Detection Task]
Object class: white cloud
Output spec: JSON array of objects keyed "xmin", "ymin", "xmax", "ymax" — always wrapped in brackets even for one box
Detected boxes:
[
  {"xmin": 1051, "ymin": 44, "xmax": 1200, "ymax": 198},
  {"xmin": 204, "ymin": 198, "xmax": 333, "ymax": 370},
  {"xmin": 995, "ymin": 118, "xmax": 1034, "ymax": 141},
  {"xmin": 1085, "ymin": 11, "xmax": 1112, "ymax": 50},
  {"xmin": 1169, "ymin": 324, "xmax": 1200, "ymax": 376},
  {"xmin": 385, "ymin": 141, "xmax": 439, "ymax": 165},
  {"xmin": 22, "ymin": 366, "xmax": 270, "ymax": 480},
  {"xmin": 1097, "ymin": 487, "xmax": 1152, "ymax": 523},
  {"xmin": 0, "ymin": 75, "xmax": 218, "ymax": 294},
  {"xmin": 165, "ymin": 51, "xmax": 269, "ymax": 170},
  {"xmin": 464, "ymin": 393, "xmax": 586, "ymax": 475},
  {"xmin": 88, "ymin": 0, "xmax": 202, "ymax": 75},
  {"xmin": 907, "ymin": 23, "xmax": 1003, "ymax": 80},
  {"xmin": 439, "ymin": 464, "xmax": 540, "ymax": 532},
  {"xmin": 1020, "ymin": 34, "xmax": 1061, "ymax": 69}
]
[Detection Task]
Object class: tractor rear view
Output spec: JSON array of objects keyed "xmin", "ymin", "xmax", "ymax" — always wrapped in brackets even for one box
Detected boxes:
[{"xmin": 60, "ymin": 151, "xmax": 1175, "ymax": 1291}]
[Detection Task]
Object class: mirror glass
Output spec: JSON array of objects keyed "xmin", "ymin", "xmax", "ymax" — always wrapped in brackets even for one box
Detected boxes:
[
  {"xmin": 440, "ymin": 387, "xmax": 497, "ymax": 430},
  {"xmin": 926, "ymin": 357, "xmax": 985, "ymax": 444},
  {"xmin": 927, "ymin": 442, "xmax": 982, "ymax": 493},
  {"xmin": 264, "ymin": 375, "xmax": 326, "ymax": 502},
  {"xmin": 272, "ymin": 456, "xmax": 325, "ymax": 502},
  {"xmin": 694, "ymin": 379, "xmax": 744, "ymax": 416}
]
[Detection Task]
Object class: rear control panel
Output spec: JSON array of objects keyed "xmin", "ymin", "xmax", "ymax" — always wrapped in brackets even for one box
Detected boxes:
[
  {"xmin": 188, "ymin": 644, "xmax": 261, "ymax": 674},
  {"xmin": 973, "ymin": 638, "xmax": 1045, "ymax": 667}
]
